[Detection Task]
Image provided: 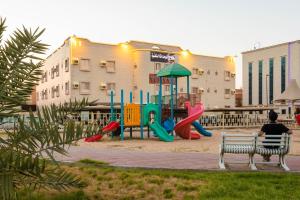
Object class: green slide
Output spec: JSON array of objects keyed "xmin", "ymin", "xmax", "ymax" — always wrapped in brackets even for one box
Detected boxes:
[{"xmin": 149, "ymin": 121, "xmax": 174, "ymax": 142}]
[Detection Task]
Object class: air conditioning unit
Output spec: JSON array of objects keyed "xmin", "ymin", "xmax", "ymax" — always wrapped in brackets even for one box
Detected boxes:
[
  {"xmin": 225, "ymin": 77, "xmax": 230, "ymax": 81},
  {"xmin": 99, "ymin": 60, "xmax": 107, "ymax": 67},
  {"xmin": 72, "ymin": 58, "xmax": 79, "ymax": 65},
  {"xmin": 199, "ymin": 88, "xmax": 205, "ymax": 93},
  {"xmin": 231, "ymin": 89, "xmax": 236, "ymax": 95},
  {"xmin": 231, "ymin": 73, "xmax": 236, "ymax": 78},
  {"xmin": 73, "ymin": 82, "xmax": 79, "ymax": 89},
  {"xmin": 100, "ymin": 83, "xmax": 107, "ymax": 90},
  {"xmin": 214, "ymin": 89, "xmax": 218, "ymax": 93}
]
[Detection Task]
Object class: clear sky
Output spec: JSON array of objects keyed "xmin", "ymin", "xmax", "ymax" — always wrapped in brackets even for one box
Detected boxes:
[{"xmin": 1, "ymin": 0, "xmax": 300, "ymax": 88}]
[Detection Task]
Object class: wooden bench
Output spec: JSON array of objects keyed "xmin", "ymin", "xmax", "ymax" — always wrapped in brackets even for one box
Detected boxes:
[{"xmin": 219, "ymin": 133, "xmax": 291, "ymax": 171}]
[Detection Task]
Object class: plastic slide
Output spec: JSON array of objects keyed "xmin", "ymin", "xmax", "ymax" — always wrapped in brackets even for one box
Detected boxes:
[
  {"xmin": 84, "ymin": 134, "xmax": 103, "ymax": 142},
  {"xmin": 149, "ymin": 121, "xmax": 174, "ymax": 142},
  {"xmin": 174, "ymin": 102, "xmax": 204, "ymax": 139},
  {"xmin": 163, "ymin": 118, "xmax": 175, "ymax": 133},
  {"xmin": 192, "ymin": 121, "xmax": 212, "ymax": 137},
  {"xmin": 143, "ymin": 104, "xmax": 174, "ymax": 142},
  {"xmin": 85, "ymin": 121, "xmax": 120, "ymax": 142},
  {"xmin": 102, "ymin": 121, "xmax": 120, "ymax": 133},
  {"xmin": 296, "ymin": 114, "xmax": 300, "ymax": 125}
]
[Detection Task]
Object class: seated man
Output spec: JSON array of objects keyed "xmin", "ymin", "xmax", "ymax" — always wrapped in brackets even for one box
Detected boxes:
[{"xmin": 259, "ymin": 110, "xmax": 293, "ymax": 161}]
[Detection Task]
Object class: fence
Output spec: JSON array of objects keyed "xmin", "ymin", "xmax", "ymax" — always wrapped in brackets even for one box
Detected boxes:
[{"xmin": 81, "ymin": 111, "xmax": 295, "ymax": 129}]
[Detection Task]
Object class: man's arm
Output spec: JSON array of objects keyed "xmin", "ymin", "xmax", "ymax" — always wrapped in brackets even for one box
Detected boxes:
[{"xmin": 287, "ymin": 129, "xmax": 293, "ymax": 135}]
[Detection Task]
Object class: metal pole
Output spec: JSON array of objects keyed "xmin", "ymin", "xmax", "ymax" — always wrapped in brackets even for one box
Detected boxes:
[
  {"xmin": 130, "ymin": 91, "xmax": 133, "ymax": 103},
  {"xmin": 187, "ymin": 76, "xmax": 190, "ymax": 101},
  {"xmin": 120, "ymin": 89, "xmax": 124, "ymax": 141},
  {"xmin": 175, "ymin": 77, "xmax": 178, "ymax": 108},
  {"xmin": 110, "ymin": 90, "xmax": 114, "ymax": 121},
  {"xmin": 158, "ymin": 77, "xmax": 162, "ymax": 124},
  {"xmin": 170, "ymin": 77, "xmax": 174, "ymax": 120},
  {"xmin": 140, "ymin": 90, "xmax": 144, "ymax": 139},
  {"xmin": 147, "ymin": 92, "xmax": 150, "ymax": 104}
]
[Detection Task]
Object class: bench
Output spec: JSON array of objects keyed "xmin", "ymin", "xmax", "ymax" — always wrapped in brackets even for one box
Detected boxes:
[{"xmin": 219, "ymin": 133, "xmax": 291, "ymax": 171}]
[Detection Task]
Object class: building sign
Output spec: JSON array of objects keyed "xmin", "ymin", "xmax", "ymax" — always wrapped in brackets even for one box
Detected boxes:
[
  {"xmin": 149, "ymin": 73, "xmax": 176, "ymax": 84},
  {"xmin": 150, "ymin": 51, "xmax": 175, "ymax": 63}
]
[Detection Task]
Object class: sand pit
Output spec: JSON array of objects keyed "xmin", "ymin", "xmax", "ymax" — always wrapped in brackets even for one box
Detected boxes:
[{"xmin": 79, "ymin": 128, "xmax": 300, "ymax": 156}]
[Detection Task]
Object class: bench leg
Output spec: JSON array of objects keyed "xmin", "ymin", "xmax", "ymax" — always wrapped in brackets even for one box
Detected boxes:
[
  {"xmin": 219, "ymin": 150, "xmax": 226, "ymax": 170},
  {"xmin": 249, "ymin": 154, "xmax": 257, "ymax": 170},
  {"xmin": 279, "ymin": 155, "xmax": 290, "ymax": 171}
]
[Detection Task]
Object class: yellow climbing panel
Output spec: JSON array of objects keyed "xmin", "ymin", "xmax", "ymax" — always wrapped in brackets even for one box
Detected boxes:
[{"xmin": 124, "ymin": 104, "xmax": 140, "ymax": 126}]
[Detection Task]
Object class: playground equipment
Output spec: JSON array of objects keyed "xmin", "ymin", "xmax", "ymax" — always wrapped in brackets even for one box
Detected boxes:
[{"xmin": 85, "ymin": 62, "xmax": 212, "ymax": 142}]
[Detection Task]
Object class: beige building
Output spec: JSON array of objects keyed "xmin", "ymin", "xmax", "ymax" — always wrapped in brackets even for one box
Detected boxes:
[
  {"xmin": 36, "ymin": 36, "xmax": 236, "ymax": 109},
  {"xmin": 242, "ymin": 40, "xmax": 300, "ymax": 116}
]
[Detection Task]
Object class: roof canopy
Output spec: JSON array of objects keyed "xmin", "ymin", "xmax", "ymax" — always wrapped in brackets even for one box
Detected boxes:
[
  {"xmin": 274, "ymin": 79, "xmax": 300, "ymax": 102},
  {"xmin": 157, "ymin": 63, "xmax": 191, "ymax": 77}
]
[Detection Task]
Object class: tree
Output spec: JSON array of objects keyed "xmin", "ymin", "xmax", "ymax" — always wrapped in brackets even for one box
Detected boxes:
[{"xmin": 0, "ymin": 18, "xmax": 98, "ymax": 199}]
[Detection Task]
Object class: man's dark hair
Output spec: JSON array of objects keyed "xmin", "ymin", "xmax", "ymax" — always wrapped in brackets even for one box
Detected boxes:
[{"xmin": 269, "ymin": 110, "xmax": 278, "ymax": 122}]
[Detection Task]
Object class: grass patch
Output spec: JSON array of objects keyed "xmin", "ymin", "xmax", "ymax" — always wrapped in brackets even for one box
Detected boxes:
[
  {"xmin": 78, "ymin": 159, "xmax": 108, "ymax": 166},
  {"xmin": 24, "ymin": 159, "xmax": 300, "ymax": 200}
]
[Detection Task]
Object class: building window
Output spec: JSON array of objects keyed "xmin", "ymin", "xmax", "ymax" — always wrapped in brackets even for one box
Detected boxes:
[
  {"xmin": 107, "ymin": 82, "xmax": 116, "ymax": 95},
  {"xmin": 207, "ymin": 88, "xmax": 210, "ymax": 93},
  {"xmin": 281, "ymin": 56, "xmax": 286, "ymax": 93},
  {"xmin": 192, "ymin": 68, "xmax": 199, "ymax": 79},
  {"xmin": 215, "ymin": 71, "xmax": 218, "ymax": 76},
  {"xmin": 248, "ymin": 62, "xmax": 252, "ymax": 105},
  {"xmin": 51, "ymin": 67, "xmax": 55, "ymax": 79},
  {"xmin": 282, "ymin": 109, "xmax": 286, "ymax": 114},
  {"xmin": 154, "ymin": 63, "xmax": 161, "ymax": 73},
  {"xmin": 164, "ymin": 84, "xmax": 170, "ymax": 92},
  {"xmin": 224, "ymin": 89, "xmax": 230, "ymax": 99},
  {"xmin": 207, "ymin": 70, "xmax": 210, "ymax": 75},
  {"xmin": 224, "ymin": 71, "xmax": 230, "ymax": 81},
  {"xmin": 65, "ymin": 81, "xmax": 70, "ymax": 95},
  {"xmin": 51, "ymin": 87, "xmax": 55, "ymax": 98},
  {"xmin": 56, "ymin": 85, "xmax": 60, "ymax": 97},
  {"xmin": 44, "ymin": 89, "xmax": 48, "ymax": 100},
  {"xmin": 269, "ymin": 58, "xmax": 274, "ymax": 104},
  {"xmin": 80, "ymin": 82, "xmax": 90, "ymax": 94},
  {"xmin": 55, "ymin": 64, "xmax": 59, "ymax": 77},
  {"xmin": 79, "ymin": 59, "xmax": 90, "ymax": 71},
  {"xmin": 106, "ymin": 61, "xmax": 116, "ymax": 73},
  {"xmin": 192, "ymin": 87, "xmax": 198, "ymax": 94},
  {"xmin": 258, "ymin": 60, "xmax": 263, "ymax": 104},
  {"xmin": 65, "ymin": 58, "xmax": 69, "ymax": 72},
  {"xmin": 154, "ymin": 84, "xmax": 159, "ymax": 94}
]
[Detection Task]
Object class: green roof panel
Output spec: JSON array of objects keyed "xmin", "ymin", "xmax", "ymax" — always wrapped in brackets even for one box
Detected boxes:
[{"xmin": 157, "ymin": 63, "xmax": 191, "ymax": 77}]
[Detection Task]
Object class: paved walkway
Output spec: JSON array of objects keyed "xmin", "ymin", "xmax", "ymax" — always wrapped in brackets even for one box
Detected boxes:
[{"xmin": 56, "ymin": 145, "xmax": 300, "ymax": 172}]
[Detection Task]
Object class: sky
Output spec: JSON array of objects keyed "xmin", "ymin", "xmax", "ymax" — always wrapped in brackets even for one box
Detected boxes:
[{"xmin": 1, "ymin": 0, "xmax": 300, "ymax": 88}]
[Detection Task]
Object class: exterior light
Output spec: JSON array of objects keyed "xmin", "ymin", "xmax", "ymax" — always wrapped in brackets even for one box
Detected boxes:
[
  {"xmin": 181, "ymin": 49, "xmax": 190, "ymax": 57},
  {"xmin": 120, "ymin": 42, "xmax": 129, "ymax": 49},
  {"xmin": 70, "ymin": 36, "xmax": 77, "ymax": 47}
]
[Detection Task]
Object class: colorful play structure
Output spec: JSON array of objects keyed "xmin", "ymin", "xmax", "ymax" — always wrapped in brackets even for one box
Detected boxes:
[{"xmin": 85, "ymin": 63, "xmax": 212, "ymax": 142}]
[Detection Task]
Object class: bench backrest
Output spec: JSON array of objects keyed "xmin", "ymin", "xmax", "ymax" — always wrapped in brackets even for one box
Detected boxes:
[
  {"xmin": 256, "ymin": 133, "xmax": 291, "ymax": 152},
  {"xmin": 221, "ymin": 133, "xmax": 257, "ymax": 147}
]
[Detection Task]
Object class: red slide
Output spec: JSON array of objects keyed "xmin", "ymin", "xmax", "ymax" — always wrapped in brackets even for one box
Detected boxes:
[
  {"xmin": 174, "ymin": 102, "xmax": 204, "ymax": 139},
  {"xmin": 85, "ymin": 121, "xmax": 120, "ymax": 142}
]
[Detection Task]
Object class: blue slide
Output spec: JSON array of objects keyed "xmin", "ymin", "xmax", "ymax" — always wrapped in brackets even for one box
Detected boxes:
[
  {"xmin": 163, "ymin": 118, "xmax": 175, "ymax": 133},
  {"xmin": 192, "ymin": 121, "xmax": 212, "ymax": 137}
]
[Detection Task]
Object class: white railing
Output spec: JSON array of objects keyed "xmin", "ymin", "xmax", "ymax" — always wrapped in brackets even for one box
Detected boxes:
[
  {"xmin": 80, "ymin": 111, "xmax": 295, "ymax": 129},
  {"xmin": 199, "ymin": 114, "xmax": 268, "ymax": 129}
]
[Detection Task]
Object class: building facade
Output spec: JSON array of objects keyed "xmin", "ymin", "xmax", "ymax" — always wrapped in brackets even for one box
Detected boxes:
[
  {"xmin": 36, "ymin": 36, "xmax": 236, "ymax": 109},
  {"xmin": 242, "ymin": 40, "xmax": 300, "ymax": 116}
]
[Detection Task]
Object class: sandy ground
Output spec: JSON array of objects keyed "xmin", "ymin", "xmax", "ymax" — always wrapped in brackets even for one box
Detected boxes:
[{"xmin": 78, "ymin": 128, "xmax": 300, "ymax": 156}]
